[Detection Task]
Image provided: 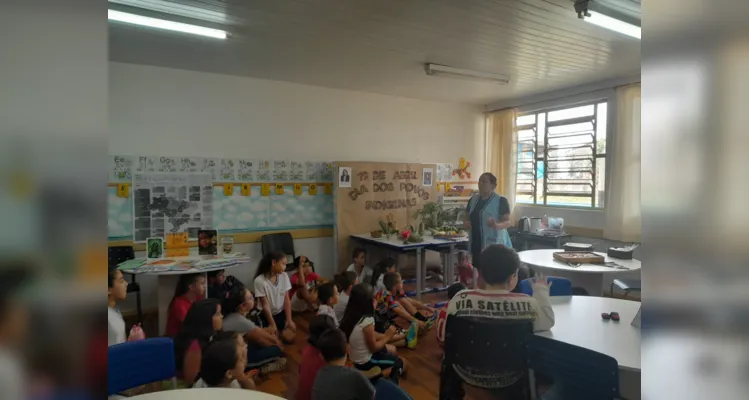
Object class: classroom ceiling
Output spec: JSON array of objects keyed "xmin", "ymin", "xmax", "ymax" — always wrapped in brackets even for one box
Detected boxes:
[{"xmin": 108, "ymin": 0, "xmax": 641, "ymax": 106}]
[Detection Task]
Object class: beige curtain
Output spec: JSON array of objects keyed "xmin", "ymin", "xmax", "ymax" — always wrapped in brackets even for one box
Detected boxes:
[
  {"xmin": 486, "ymin": 108, "xmax": 518, "ymax": 219},
  {"xmin": 604, "ymin": 84, "xmax": 641, "ymax": 242}
]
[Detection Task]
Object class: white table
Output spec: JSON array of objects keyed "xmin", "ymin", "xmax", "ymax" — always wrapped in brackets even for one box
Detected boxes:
[
  {"xmin": 129, "ymin": 388, "xmax": 284, "ymax": 399},
  {"xmin": 519, "ymin": 249, "xmax": 641, "ymax": 296},
  {"xmin": 119, "ymin": 256, "xmax": 250, "ymax": 335},
  {"xmin": 541, "ymin": 296, "xmax": 641, "ymax": 399},
  {"xmin": 350, "ymin": 233, "xmax": 468, "ymax": 299}
]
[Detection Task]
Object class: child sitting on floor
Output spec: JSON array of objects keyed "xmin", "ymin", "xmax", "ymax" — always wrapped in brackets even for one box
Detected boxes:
[
  {"xmin": 221, "ymin": 285, "xmax": 287, "ymax": 374},
  {"xmin": 297, "ymin": 315, "xmax": 337, "ymax": 400},
  {"xmin": 456, "ymin": 251, "xmax": 478, "ymax": 288},
  {"xmin": 316, "ymin": 282, "xmax": 339, "ymax": 327},
  {"xmin": 436, "ymin": 282, "xmax": 466, "ymax": 346},
  {"xmin": 290, "ymin": 255, "xmax": 327, "ymax": 312},
  {"xmin": 166, "ymin": 273, "xmax": 206, "ymax": 337},
  {"xmin": 173, "ymin": 298, "xmax": 223, "ymax": 385},
  {"xmin": 339, "ymin": 283, "xmax": 408, "ymax": 384},
  {"xmin": 108, "ymin": 265, "xmax": 145, "ymax": 346},
  {"xmin": 372, "ymin": 258, "xmax": 438, "ymax": 326},
  {"xmin": 311, "ymin": 328, "xmax": 375, "ymax": 400},
  {"xmin": 254, "ymin": 251, "xmax": 297, "ymax": 343},
  {"xmin": 333, "ymin": 271, "xmax": 357, "ymax": 323},
  {"xmin": 193, "ymin": 332, "xmax": 255, "ymax": 390}
]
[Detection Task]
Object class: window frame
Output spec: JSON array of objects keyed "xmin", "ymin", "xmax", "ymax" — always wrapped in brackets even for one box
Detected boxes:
[{"xmin": 515, "ymin": 100, "xmax": 609, "ymax": 210}]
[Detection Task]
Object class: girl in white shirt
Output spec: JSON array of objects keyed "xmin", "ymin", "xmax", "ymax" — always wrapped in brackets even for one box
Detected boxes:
[
  {"xmin": 253, "ymin": 251, "xmax": 296, "ymax": 343},
  {"xmin": 339, "ymin": 283, "xmax": 407, "ymax": 382}
]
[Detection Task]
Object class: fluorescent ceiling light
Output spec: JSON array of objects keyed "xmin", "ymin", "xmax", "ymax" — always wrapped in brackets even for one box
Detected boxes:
[
  {"xmin": 424, "ymin": 64, "xmax": 510, "ymax": 84},
  {"xmin": 107, "ymin": 9, "xmax": 227, "ymax": 39},
  {"xmin": 585, "ymin": 11, "xmax": 640, "ymax": 39}
]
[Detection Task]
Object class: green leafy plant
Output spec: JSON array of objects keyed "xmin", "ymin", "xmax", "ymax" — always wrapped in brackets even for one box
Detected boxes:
[{"xmin": 414, "ymin": 202, "xmax": 461, "ymax": 231}]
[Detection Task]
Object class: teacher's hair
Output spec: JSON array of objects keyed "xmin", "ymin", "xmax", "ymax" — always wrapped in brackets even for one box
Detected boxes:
[{"xmin": 480, "ymin": 172, "xmax": 498, "ymax": 187}]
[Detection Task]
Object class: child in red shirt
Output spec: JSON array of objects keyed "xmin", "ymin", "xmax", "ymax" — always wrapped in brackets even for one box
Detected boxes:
[
  {"xmin": 166, "ymin": 273, "xmax": 206, "ymax": 337},
  {"xmin": 436, "ymin": 282, "xmax": 466, "ymax": 346},
  {"xmin": 290, "ymin": 255, "xmax": 327, "ymax": 312},
  {"xmin": 456, "ymin": 251, "xmax": 478, "ymax": 288},
  {"xmin": 296, "ymin": 315, "xmax": 337, "ymax": 400}
]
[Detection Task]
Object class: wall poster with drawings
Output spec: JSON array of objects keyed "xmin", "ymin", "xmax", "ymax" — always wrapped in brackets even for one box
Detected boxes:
[{"xmin": 132, "ymin": 172, "xmax": 213, "ymax": 242}]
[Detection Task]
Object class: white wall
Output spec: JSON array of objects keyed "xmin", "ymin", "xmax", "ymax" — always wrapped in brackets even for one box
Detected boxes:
[{"xmin": 109, "ymin": 62, "xmax": 484, "ymax": 313}]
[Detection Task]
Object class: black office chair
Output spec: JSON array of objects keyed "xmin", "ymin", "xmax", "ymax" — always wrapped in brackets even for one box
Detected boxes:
[
  {"xmin": 260, "ymin": 232, "xmax": 296, "ymax": 271},
  {"xmin": 442, "ymin": 315, "xmax": 533, "ymax": 399},
  {"xmin": 108, "ymin": 245, "xmax": 142, "ymax": 323},
  {"xmin": 528, "ymin": 335, "xmax": 620, "ymax": 400}
]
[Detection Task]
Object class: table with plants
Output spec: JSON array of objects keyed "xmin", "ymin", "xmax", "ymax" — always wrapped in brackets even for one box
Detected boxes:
[{"xmin": 351, "ymin": 202, "xmax": 468, "ymax": 300}]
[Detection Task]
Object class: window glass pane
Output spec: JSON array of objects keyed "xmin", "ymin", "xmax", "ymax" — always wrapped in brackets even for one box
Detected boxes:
[
  {"xmin": 516, "ymin": 114, "xmax": 536, "ymax": 126},
  {"xmin": 547, "ymin": 104, "xmax": 594, "ymax": 122},
  {"xmin": 596, "ymin": 102, "xmax": 608, "ymax": 155},
  {"xmin": 595, "ymin": 157, "xmax": 606, "ymax": 207},
  {"xmin": 537, "ymin": 113, "xmax": 546, "ymax": 147},
  {"xmin": 546, "ymin": 196, "xmax": 593, "ymax": 207}
]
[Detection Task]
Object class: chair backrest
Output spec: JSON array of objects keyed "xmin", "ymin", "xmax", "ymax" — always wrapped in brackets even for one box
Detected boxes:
[
  {"xmin": 527, "ymin": 335, "xmax": 619, "ymax": 400},
  {"xmin": 374, "ymin": 378, "xmax": 413, "ymax": 400},
  {"xmin": 260, "ymin": 232, "xmax": 295, "ymax": 260},
  {"xmin": 517, "ymin": 277, "xmax": 572, "ymax": 297},
  {"xmin": 444, "ymin": 315, "xmax": 532, "ymax": 373},
  {"xmin": 108, "ymin": 337, "xmax": 176, "ymax": 395},
  {"xmin": 108, "ymin": 246, "xmax": 135, "ymax": 267}
]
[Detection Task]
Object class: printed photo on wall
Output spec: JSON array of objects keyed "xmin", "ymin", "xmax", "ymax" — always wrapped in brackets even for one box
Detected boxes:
[
  {"xmin": 338, "ymin": 167, "xmax": 352, "ymax": 188},
  {"xmin": 198, "ymin": 229, "xmax": 218, "ymax": 255},
  {"xmin": 146, "ymin": 237, "xmax": 164, "ymax": 260},
  {"xmin": 422, "ymin": 168, "xmax": 434, "ymax": 187}
]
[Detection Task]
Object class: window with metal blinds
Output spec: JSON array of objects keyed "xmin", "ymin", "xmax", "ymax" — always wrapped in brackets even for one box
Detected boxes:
[{"xmin": 515, "ymin": 102, "xmax": 608, "ymax": 208}]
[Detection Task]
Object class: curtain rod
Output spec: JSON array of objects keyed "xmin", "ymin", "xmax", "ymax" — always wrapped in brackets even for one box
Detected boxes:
[{"xmin": 485, "ymin": 79, "xmax": 641, "ymax": 114}]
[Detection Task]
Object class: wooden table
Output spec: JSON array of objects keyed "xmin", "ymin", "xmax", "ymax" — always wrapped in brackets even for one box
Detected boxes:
[
  {"xmin": 518, "ymin": 249, "xmax": 641, "ymax": 296},
  {"xmin": 129, "ymin": 388, "xmax": 284, "ymax": 399},
  {"xmin": 119, "ymin": 255, "xmax": 251, "ymax": 335}
]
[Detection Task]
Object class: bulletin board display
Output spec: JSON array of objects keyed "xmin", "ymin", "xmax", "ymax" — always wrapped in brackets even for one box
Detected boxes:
[
  {"xmin": 333, "ymin": 161, "xmax": 438, "ymax": 271},
  {"xmin": 107, "ymin": 155, "xmax": 335, "ymax": 241}
]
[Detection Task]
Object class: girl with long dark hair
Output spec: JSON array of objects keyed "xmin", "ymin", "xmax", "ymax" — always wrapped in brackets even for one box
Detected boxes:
[
  {"xmin": 296, "ymin": 315, "xmax": 337, "ymax": 400},
  {"xmin": 222, "ymin": 285, "xmax": 287, "ymax": 373},
  {"xmin": 173, "ymin": 298, "xmax": 223, "ymax": 385},
  {"xmin": 253, "ymin": 251, "xmax": 296, "ymax": 343},
  {"xmin": 193, "ymin": 332, "xmax": 255, "ymax": 390},
  {"xmin": 339, "ymin": 283, "xmax": 407, "ymax": 382}
]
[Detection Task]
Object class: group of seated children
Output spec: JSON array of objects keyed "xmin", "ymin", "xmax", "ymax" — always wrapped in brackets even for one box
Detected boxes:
[{"xmin": 108, "ymin": 241, "xmax": 555, "ymax": 398}]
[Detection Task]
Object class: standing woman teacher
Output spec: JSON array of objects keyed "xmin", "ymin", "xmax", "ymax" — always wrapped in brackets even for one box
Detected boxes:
[{"xmin": 464, "ymin": 172, "xmax": 513, "ymax": 269}]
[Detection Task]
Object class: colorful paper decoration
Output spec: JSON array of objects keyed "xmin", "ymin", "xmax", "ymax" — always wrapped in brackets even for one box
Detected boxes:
[
  {"xmin": 241, "ymin": 183, "xmax": 251, "ymax": 196},
  {"xmin": 275, "ymin": 183, "xmax": 285, "ymax": 195},
  {"xmin": 324, "ymin": 183, "xmax": 333, "ymax": 195},
  {"xmin": 309, "ymin": 183, "xmax": 318, "ymax": 196},
  {"xmin": 223, "ymin": 183, "xmax": 233, "ymax": 196},
  {"xmin": 261, "ymin": 183, "xmax": 270, "ymax": 196},
  {"xmin": 293, "ymin": 184, "xmax": 302, "ymax": 196}
]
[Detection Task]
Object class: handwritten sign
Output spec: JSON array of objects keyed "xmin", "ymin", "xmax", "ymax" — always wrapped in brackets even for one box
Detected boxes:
[
  {"xmin": 241, "ymin": 184, "xmax": 251, "ymax": 196},
  {"xmin": 346, "ymin": 169, "xmax": 431, "ymax": 211},
  {"xmin": 293, "ymin": 184, "xmax": 302, "ymax": 196},
  {"xmin": 275, "ymin": 183, "xmax": 284, "ymax": 195},
  {"xmin": 261, "ymin": 183, "xmax": 270, "ymax": 196},
  {"xmin": 223, "ymin": 183, "xmax": 233, "ymax": 196},
  {"xmin": 309, "ymin": 183, "xmax": 318, "ymax": 196}
]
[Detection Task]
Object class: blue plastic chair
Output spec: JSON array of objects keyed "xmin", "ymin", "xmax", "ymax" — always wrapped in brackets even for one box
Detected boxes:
[
  {"xmin": 517, "ymin": 277, "xmax": 572, "ymax": 297},
  {"xmin": 375, "ymin": 378, "xmax": 413, "ymax": 400},
  {"xmin": 527, "ymin": 335, "xmax": 620, "ymax": 400},
  {"xmin": 108, "ymin": 337, "xmax": 177, "ymax": 395}
]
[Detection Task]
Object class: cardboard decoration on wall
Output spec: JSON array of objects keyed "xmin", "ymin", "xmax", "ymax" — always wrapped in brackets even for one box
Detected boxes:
[{"xmin": 334, "ymin": 161, "xmax": 437, "ymax": 272}]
